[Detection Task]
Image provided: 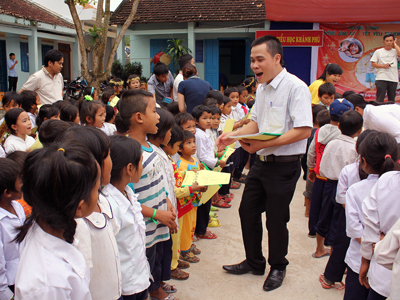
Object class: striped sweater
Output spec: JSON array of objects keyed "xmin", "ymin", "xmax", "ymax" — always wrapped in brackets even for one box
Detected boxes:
[{"xmin": 134, "ymin": 143, "xmax": 170, "ymax": 248}]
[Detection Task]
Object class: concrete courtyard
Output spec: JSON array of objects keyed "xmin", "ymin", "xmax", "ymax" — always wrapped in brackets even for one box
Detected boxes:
[{"xmin": 170, "ymin": 174, "xmax": 345, "ymax": 300}]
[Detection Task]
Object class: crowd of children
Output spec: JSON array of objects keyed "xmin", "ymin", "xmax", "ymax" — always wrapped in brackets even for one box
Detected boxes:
[
  {"xmin": 303, "ymin": 72, "xmax": 400, "ymax": 299},
  {"xmin": 0, "ymin": 64, "xmax": 259, "ymax": 300},
  {"xmin": 2, "ymin": 52, "xmax": 400, "ymax": 299}
]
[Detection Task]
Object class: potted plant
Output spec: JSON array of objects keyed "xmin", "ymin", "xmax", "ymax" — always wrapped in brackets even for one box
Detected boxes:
[{"xmin": 165, "ymin": 39, "xmax": 192, "ymax": 73}]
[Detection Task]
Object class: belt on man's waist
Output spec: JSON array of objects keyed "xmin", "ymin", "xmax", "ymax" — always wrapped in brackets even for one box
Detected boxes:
[{"xmin": 259, "ymin": 154, "xmax": 301, "ymax": 163}]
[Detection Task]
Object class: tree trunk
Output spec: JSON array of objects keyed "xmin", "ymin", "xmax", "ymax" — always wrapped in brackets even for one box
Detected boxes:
[{"xmin": 67, "ymin": 0, "xmax": 140, "ymax": 90}]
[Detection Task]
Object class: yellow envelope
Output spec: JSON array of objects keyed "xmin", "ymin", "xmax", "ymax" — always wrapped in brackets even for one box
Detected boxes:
[
  {"xmin": 199, "ymin": 184, "xmax": 221, "ymax": 205},
  {"xmin": 233, "ymin": 132, "xmax": 282, "ymax": 141},
  {"xmin": 181, "ymin": 170, "xmax": 231, "ymax": 187},
  {"xmin": 223, "ymin": 119, "xmax": 235, "ymax": 133},
  {"xmin": 219, "ymin": 147, "xmax": 235, "ymax": 162}
]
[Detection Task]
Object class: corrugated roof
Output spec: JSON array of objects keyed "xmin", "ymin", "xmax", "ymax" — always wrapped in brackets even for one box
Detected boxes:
[
  {"xmin": 111, "ymin": 0, "xmax": 267, "ymax": 25},
  {"xmin": 0, "ymin": 0, "xmax": 74, "ymax": 28}
]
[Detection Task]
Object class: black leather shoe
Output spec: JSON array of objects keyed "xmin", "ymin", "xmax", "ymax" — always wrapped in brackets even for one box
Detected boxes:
[
  {"xmin": 263, "ymin": 269, "xmax": 286, "ymax": 291},
  {"xmin": 222, "ymin": 260, "xmax": 264, "ymax": 275}
]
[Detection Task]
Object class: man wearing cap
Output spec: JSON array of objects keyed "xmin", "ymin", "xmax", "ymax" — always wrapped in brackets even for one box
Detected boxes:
[{"xmin": 216, "ymin": 35, "xmax": 312, "ymax": 292}]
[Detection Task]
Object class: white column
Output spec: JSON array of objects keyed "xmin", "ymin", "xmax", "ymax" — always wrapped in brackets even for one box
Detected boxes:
[
  {"xmin": 264, "ymin": 21, "xmax": 270, "ymax": 30},
  {"xmin": 29, "ymin": 27, "xmax": 39, "ymax": 72},
  {"xmin": 188, "ymin": 22, "xmax": 195, "ymax": 55},
  {"xmin": 116, "ymin": 25, "xmax": 125, "ymax": 64}
]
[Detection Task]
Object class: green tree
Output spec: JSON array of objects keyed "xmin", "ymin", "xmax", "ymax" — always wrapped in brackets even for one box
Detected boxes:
[{"xmin": 64, "ymin": 0, "xmax": 140, "ymax": 89}]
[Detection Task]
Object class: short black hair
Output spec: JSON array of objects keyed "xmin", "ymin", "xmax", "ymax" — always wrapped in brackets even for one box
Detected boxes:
[
  {"xmin": 209, "ymin": 105, "xmax": 222, "ymax": 116},
  {"xmin": 52, "ymin": 100, "xmax": 69, "ymax": 110},
  {"xmin": 179, "ymin": 130, "xmax": 195, "ymax": 152},
  {"xmin": 335, "ymin": 93, "xmax": 342, "ymax": 99},
  {"xmin": 224, "ymin": 87, "xmax": 239, "ymax": 97},
  {"xmin": 6, "ymin": 151, "xmax": 28, "ymax": 174},
  {"xmin": 101, "ymin": 87, "xmax": 116, "ymax": 105},
  {"xmin": 58, "ymin": 126, "xmax": 110, "ymax": 174},
  {"xmin": 251, "ymin": 35, "xmax": 284, "ymax": 66},
  {"xmin": 119, "ymin": 89, "xmax": 154, "ymax": 127},
  {"xmin": 2, "ymin": 91, "xmax": 21, "ymax": 107},
  {"xmin": 147, "ymin": 108, "xmax": 175, "ymax": 142},
  {"xmin": 167, "ymin": 102, "xmax": 180, "ymax": 116},
  {"xmin": 343, "ymin": 90, "xmax": 356, "ymax": 99},
  {"xmin": 0, "ymin": 158, "xmax": 20, "ymax": 197},
  {"xmin": 43, "ymin": 49, "xmax": 63, "ymax": 67},
  {"xmin": 384, "ymin": 33, "xmax": 395, "ymax": 40},
  {"xmin": 339, "ymin": 110, "xmax": 363, "ymax": 136},
  {"xmin": 5, "ymin": 108, "xmax": 25, "ymax": 134},
  {"xmin": 178, "ymin": 54, "xmax": 193, "ymax": 70},
  {"xmin": 109, "ymin": 135, "xmax": 142, "ymax": 182},
  {"xmin": 346, "ymin": 93, "xmax": 366, "ymax": 109},
  {"xmin": 312, "ymin": 105, "xmax": 326, "ymax": 123},
  {"xmin": 20, "ymin": 90, "xmax": 38, "ymax": 113},
  {"xmin": 316, "ymin": 110, "xmax": 330, "ymax": 127},
  {"xmin": 9, "ymin": 53, "xmax": 15, "ymax": 58},
  {"xmin": 60, "ymin": 104, "xmax": 79, "ymax": 123},
  {"xmin": 105, "ymin": 105, "xmax": 116, "ymax": 123},
  {"xmin": 202, "ymin": 97, "xmax": 218, "ymax": 106},
  {"xmin": 36, "ymin": 104, "xmax": 60, "ymax": 129},
  {"xmin": 79, "ymin": 100, "xmax": 105, "ymax": 125},
  {"xmin": 247, "ymin": 99, "xmax": 255, "ymax": 108},
  {"xmin": 236, "ymin": 85, "xmax": 247, "ymax": 95},
  {"xmin": 318, "ymin": 83, "xmax": 335, "ymax": 97},
  {"xmin": 191, "ymin": 105, "xmax": 211, "ymax": 122},
  {"xmin": 175, "ymin": 112, "xmax": 194, "ymax": 127},
  {"xmin": 167, "ymin": 124, "xmax": 184, "ymax": 147},
  {"xmin": 39, "ymin": 119, "xmax": 73, "ymax": 146},
  {"xmin": 153, "ymin": 62, "xmax": 169, "ymax": 76},
  {"xmin": 206, "ymin": 90, "xmax": 224, "ymax": 105},
  {"xmin": 223, "ymin": 96, "xmax": 232, "ymax": 105},
  {"xmin": 114, "ymin": 113, "xmax": 129, "ymax": 134}
]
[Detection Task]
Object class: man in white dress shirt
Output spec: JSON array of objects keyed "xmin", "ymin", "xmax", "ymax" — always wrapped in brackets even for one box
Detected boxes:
[
  {"xmin": 370, "ymin": 33, "xmax": 400, "ymax": 102},
  {"xmin": 217, "ymin": 35, "xmax": 312, "ymax": 292},
  {"xmin": 20, "ymin": 49, "xmax": 64, "ymax": 105}
]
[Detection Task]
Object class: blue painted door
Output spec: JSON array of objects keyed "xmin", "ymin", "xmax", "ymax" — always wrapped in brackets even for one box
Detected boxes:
[
  {"xmin": 150, "ymin": 39, "xmax": 176, "ymax": 74},
  {"xmin": 0, "ymin": 40, "xmax": 7, "ymax": 91},
  {"xmin": 20, "ymin": 42, "xmax": 29, "ymax": 72},
  {"xmin": 204, "ymin": 40, "xmax": 219, "ymax": 89},
  {"xmin": 41, "ymin": 45, "xmax": 53, "ymax": 65}
]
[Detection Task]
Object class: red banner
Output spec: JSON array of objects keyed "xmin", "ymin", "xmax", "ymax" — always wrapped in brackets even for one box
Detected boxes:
[
  {"xmin": 264, "ymin": 0, "xmax": 400, "ymax": 23},
  {"xmin": 256, "ymin": 30, "xmax": 323, "ymax": 47},
  {"xmin": 318, "ymin": 24, "xmax": 400, "ymax": 101}
]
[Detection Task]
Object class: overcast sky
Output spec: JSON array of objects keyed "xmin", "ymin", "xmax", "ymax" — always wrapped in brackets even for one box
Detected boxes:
[{"xmin": 110, "ymin": 0, "xmax": 123, "ymax": 11}]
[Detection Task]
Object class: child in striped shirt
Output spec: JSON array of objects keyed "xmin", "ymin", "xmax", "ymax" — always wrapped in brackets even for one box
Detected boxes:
[{"xmin": 119, "ymin": 89, "xmax": 178, "ymax": 300}]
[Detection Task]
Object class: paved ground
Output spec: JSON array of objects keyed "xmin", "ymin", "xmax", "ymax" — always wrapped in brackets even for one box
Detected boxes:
[{"xmin": 170, "ymin": 173, "xmax": 345, "ymax": 300}]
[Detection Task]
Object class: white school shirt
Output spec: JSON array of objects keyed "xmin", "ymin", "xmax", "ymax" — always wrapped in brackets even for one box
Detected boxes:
[
  {"xmin": 251, "ymin": 68, "xmax": 312, "ymax": 156},
  {"xmin": 15, "ymin": 222, "xmax": 91, "ymax": 300},
  {"xmin": 0, "ymin": 202, "xmax": 25, "ymax": 300},
  {"xmin": 173, "ymin": 72, "xmax": 183, "ymax": 102},
  {"xmin": 100, "ymin": 123, "xmax": 117, "ymax": 136},
  {"xmin": 206, "ymin": 128, "xmax": 218, "ymax": 153},
  {"xmin": 3, "ymin": 135, "xmax": 35, "ymax": 155},
  {"xmin": 75, "ymin": 195, "xmax": 121, "ymax": 300},
  {"xmin": 195, "ymin": 128, "xmax": 218, "ymax": 169},
  {"xmin": 218, "ymin": 114, "xmax": 229, "ymax": 133},
  {"xmin": 230, "ymin": 105, "xmax": 241, "ymax": 121},
  {"xmin": 345, "ymin": 174, "xmax": 379, "ymax": 274},
  {"xmin": 0, "ymin": 147, "xmax": 5, "ymax": 159},
  {"xmin": 375, "ymin": 217, "xmax": 400, "ymax": 300},
  {"xmin": 336, "ymin": 162, "xmax": 360, "ymax": 205},
  {"xmin": 27, "ymin": 113, "xmax": 36, "ymax": 129},
  {"xmin": 319, "ymin": 134, "xmax": 357, "ymax": 180},
  {"xmin": 363, "ymin": 104, "xmax": 400, "ymax": 143},
  {"xmin": 103, "ymin": 184, "xmax": 150, "ymax": 296},
  {"xmin": 152, "ymin": 144, "xmax": 179, "ymax": 226},
  {"xmin": 360, "ymin": 171, "xmax": 400, "ymax": 297}
]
